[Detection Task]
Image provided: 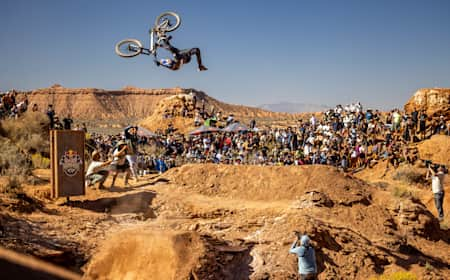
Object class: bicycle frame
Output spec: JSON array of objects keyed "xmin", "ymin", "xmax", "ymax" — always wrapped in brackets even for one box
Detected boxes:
[
  {"xmin": 115, "ymin": 12, "xmax": 179, "ymax": 59},
  {"xmin": 141, "ymin": 28, "xmax": 167, "ymax": 56}
]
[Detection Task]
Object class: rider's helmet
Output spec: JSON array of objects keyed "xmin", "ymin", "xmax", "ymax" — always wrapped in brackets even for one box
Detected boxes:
[{"xmin": 160, "ymin": 58, "xmax": 174, "ymax": 68}]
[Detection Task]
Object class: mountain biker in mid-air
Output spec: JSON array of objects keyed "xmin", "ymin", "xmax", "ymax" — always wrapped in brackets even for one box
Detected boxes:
[{"xmin": 154, "ymin": 36, "xmax": 208, "ymax": 71}]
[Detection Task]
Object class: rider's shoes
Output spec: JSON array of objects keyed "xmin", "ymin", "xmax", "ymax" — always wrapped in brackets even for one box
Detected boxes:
[
  {"xmin": 198, "ymin": 65, "xmax": 208, "ymax": 71},
  {"xmin": 154, "ymin": 60, "xmax": 161, "ymax": 66}
]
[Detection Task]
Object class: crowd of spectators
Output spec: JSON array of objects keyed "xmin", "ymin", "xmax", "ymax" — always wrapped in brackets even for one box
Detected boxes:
[
  {"xmin": 3, "ymin": 90, "xmax": 448, "ymax": 178},
  {"xmin": 0, "ymin": 90, "xmax": 30, "ymax": 119},
  {"xmin": 82, "ymin": 101, "xmax": 449, "ymax": 180}
]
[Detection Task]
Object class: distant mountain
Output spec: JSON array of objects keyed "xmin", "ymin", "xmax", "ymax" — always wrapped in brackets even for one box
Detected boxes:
[{"xmin": 258, "ymin": 102, "xmax": 329, "ymax": 113}]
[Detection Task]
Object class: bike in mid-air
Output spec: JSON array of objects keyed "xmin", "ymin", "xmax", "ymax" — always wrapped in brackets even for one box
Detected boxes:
[{"xmin": 115, "ymin": 11, "xmax": 181, "ymax": 58}]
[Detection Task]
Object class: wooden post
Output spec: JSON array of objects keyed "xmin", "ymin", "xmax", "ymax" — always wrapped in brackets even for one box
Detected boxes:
[{"xmin": 50, "ymin": 130, "xmax": 85, "ymax": 198}]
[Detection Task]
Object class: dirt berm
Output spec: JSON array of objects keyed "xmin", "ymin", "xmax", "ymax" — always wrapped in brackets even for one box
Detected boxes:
[{"xmin": 83, "ymin": 164, "xmax": 449, "ymax": 279}]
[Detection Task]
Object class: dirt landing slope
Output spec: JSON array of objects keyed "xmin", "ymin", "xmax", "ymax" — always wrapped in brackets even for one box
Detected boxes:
[
  {"xmin": 84, "ymin": 230, "xmax": 204, "ymax": 280},
  {"xmin": 163, "ymin": 164, "xmax": 370, "ymax": 204}
]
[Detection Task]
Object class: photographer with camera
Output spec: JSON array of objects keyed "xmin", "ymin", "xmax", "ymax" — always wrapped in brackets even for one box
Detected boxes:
[
  {"xmin": 426, "ymin": 163, "xmax": 446, "ymax": 221},
  {"xmin": 289, "ymin": 231, "xmax": 317, "ymax": 280}
]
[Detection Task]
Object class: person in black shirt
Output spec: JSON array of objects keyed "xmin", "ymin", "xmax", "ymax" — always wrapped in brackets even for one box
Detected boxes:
[{"xmin": 63, "ymin": 115, "xmax": 73, "ymax": 130}]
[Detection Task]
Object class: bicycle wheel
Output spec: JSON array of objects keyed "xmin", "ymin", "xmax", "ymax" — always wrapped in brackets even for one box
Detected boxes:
[
  {"xmin": 154, "ymin": 11, "xmax": 181, "ymax": 33},
  {"xmin": 115, "ymin": 39, "xmax": 143, "ymax": 58}
]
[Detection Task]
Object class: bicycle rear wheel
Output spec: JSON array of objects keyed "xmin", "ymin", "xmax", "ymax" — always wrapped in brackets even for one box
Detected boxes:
[
  {"xmin": 155, "ymin": 12, "xmax": 181, "ymax": 33},
  {"xmin": 115, "ymin": 39, "xmax": 143, "ymax": 58}
]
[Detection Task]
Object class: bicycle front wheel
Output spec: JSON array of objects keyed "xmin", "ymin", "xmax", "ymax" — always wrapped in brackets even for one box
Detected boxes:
[
  {"xmin": 115, "ymin": 39, "xmax": 143, "ymax": 58},
  {"xmin": 155, "ymin": 12, "xmax": 181, "ymax": 33}
]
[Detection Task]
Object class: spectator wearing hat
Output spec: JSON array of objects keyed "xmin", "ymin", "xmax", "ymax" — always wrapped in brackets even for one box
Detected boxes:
[
  {"xmin": 289, "ymin": 232, "xmax": 318, "ymax": 280},
  {"xmin": 85, "ymin": 151, "xmax": 112, "ymax": 189}
]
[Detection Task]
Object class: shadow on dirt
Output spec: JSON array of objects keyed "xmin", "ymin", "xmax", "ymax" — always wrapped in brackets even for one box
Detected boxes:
[
  {"xmin": 193, "ymin": 235, "xmax": 254, "ymax": 280},
  {"xmin": 102, "ymin": 178, "xmax": 170, "ymax": 193},
  {"xmin": 1, "ymin": 193, "xmax": 58, "ymax": 215},
  {"xmin": 375, "ymin": 242, "xmax": 450, "ymax": 272},
  {"xmin": 65, "ymin": 191, "xmax": 156, "ymax": 218},
  {"xmin": 0, "ymin": 213, "xmax": 86, "ymax": 274}
]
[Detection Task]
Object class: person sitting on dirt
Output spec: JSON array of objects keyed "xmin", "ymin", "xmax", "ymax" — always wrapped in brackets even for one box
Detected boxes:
[
  {"xmin": 85, "ymin": 151, "xmax": 112, "ymax": 190},
  {"xmin": 154, "ymin": 36, "xmax": 208, "ymax": 71},
  {"xmin": 109, "ymin": 140, "xmax": 131, "ymax": 188},
  {"xmin": 289, "ymin": 232, "xmax": 318, "ymax": 280}
]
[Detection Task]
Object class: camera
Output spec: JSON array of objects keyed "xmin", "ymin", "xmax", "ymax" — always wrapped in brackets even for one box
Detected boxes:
[{"xmin": 424, "ymin": 159, "xmax": 448, "ymax": 174}]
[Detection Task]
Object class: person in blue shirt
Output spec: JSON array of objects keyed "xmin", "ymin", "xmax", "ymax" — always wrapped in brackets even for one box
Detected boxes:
[
  {"xmin": 289, "ymin": 232, "xmax": 318, "ymax": 280},
  {"xmin": 155, "ymin": 157, "xmax": 168, "ymax": 174}
]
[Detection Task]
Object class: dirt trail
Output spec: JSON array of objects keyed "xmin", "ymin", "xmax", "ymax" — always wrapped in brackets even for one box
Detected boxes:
[{"xmin": 1, "ymin": 164, "xmax": 450, "ymax": 279}]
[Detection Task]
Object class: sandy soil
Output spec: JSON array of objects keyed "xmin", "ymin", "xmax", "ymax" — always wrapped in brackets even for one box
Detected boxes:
[{"xmin": 1, "ymin": 161, "xmax": 449, "ymax": 280}]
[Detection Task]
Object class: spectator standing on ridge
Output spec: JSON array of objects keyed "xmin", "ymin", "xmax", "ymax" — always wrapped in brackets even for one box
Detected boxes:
[
  {"xmin": 47, "ymin": 104, "xmax": 55, "ymax": 129},
  {"xmin": 427, "ymin": 165, "xmax": 446, "ymax": 221},
  {"xmin": 419, "ymin": 110, "xmax": 427, "ymax": 140},
  {"xmin": 124, "ymin": 125, "xmax": 139, "ymax": 183},
  {"xmin": 63, "ymin": 115, "xmax": 74, "ymax": 130},
  {"xmin": 110, "ymin": 140, "xmax": 131, "ymax": 187},
  {"xmin": 289, "ymin": 232, "xmax": 318, "ymax": 279},
  {"xmin": 53, "ymin": 116, "xmax": 63, "ymax": 130}
]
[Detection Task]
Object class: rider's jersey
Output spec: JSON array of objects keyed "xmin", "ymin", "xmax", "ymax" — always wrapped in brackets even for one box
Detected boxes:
[{"xmin": 161, "ymin": 59, "xmax": 174, "ymax": 68}]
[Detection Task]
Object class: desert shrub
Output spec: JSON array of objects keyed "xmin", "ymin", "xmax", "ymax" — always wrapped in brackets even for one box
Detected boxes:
[
  {"xmin": 0, "ymin": 176, "xmax": 23, "ymax": 194},
  {"xmin": 0, "ymin": 111, "xmax": 49, "ymax": 184},
  {"xmin": 392, "ymin": 166, "xmax": 425, "ymax": 185},
  {"xmin": 371, "ymin": 271, "xmax": 417, "ymax": 280},
  {"xmin": 1, "ymin": 111, "xmax": 49, "ymax": 154},
  {"xmin": 392, "ymin": 186, "xmax": 417, "ymax": 200},
  {"xmin": 0, "ymin": 137, "xmax": 31, "ymax": 177},
  {"xmin": 31, "ymin": 153, "xmax": 51, "ymax": 169}
]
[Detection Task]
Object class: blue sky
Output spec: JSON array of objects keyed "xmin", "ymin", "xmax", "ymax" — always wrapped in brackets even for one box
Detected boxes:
[{"xmin": 1, "ymin": 0, "xmax": 450, "ymax": 110}]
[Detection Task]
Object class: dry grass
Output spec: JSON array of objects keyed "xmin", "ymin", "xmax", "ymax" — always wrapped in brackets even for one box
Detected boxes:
[
  {"xmin": 0, "ymin": 111, "xmax": 49, "ymax": 192},
  {"xmin": 1, "ymin": 111, "xmax": 49, "ymax": 154},
  {"xmin": 0, "ymin": 176, "xmax": 23, "ymax": 194},
  {"xmin": 370, "ymin": 271, "xmax": 417, "ymax": 280},
  {"xmin": 391, "ymin": 185, "xmax": 418, "ymax": 200},
  {"xmin": 392, "ymin": 165, "xmax": 425, "ymax": 185}
]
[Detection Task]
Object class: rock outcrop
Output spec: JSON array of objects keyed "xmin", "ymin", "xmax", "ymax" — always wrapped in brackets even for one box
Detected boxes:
[
  {"xmin": 18, "ymin": 85, "xmax": 301, "ymax": 132},
  {"xmin": 404, "ymin": 88, "xmax": 450, "ymax": 117}
]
